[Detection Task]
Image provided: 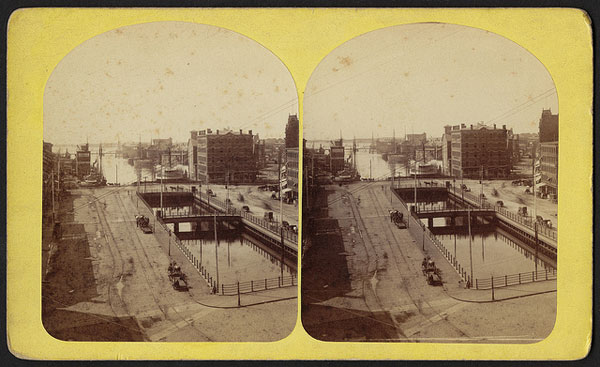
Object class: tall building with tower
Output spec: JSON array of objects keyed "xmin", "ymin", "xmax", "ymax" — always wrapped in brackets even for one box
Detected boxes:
[
  {"xmin": 538, "ymin": 109, "xmax": 559, "ymax": 198},
  {"xmin": 539, "ymin": 109, "xmax": 558, "ymax": 143},
  {"xmin": 330, "ymin": 139, "xmax": 345, "ymax": 174},
  {"xmin": 285, "ymin": 114, "xmax": 300, "ymax": 200}
]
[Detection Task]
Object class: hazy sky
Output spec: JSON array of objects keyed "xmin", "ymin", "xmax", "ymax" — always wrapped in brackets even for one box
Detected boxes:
[
  {"xmin": 303, "ymin": 23, "xmax": 558, "ymax": 141},
  {"xmin": 44, "ymin": 21, "xmax": 298, "ymax": 145}
]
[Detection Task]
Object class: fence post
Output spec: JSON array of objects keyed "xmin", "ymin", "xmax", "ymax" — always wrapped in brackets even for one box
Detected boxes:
[
  {"xmin": 221, "ymin": 283, "xmax": 224, "ymax": 294},
  {"xmin": 491, "ymin": 276, "xmax": 495, "ymax": 301},
  {"xmin": 251, "ymin": 280, "xmax": 253, "ymax": 292},
  {"xmin": 278, "ymin": 276, "xmax": 281, "ymax": 287},
  {"xmin": 237, "ymin": 282, "xmax": 241, "ymax": 306},
  {"xmin": 519, "ymin": 273, "xmax": 521, "ymax": 284},
  {"xmin": 265, "ymin": 278, "xmax": 268, "ymax": 290},
  {"xmin": 532, "ymin": 271, "xmax": 535, "ymax": 282},
  {"xmin": 475, "ymin": 278, "xmax": 478, "ymax": 289},
  {"xmin": 505, "ymin": 275, "xmax": 507, "ymax": 287},
  {"xmin": 545, "ymin": 269, "xmax": 548, "ymax": 280}
]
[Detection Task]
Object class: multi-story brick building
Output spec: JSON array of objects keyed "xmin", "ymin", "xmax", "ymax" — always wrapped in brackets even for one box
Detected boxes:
[
  {"xmin": 539, "ymin": 142, "xmax": 558, "ymax": 198},
  {"xmin": 187, "ymin": 129, "xmax": 257, "ymax": 184},
  {"xmin": 450, "ymin": 123, "xmax": 512, "ymax": 179},
  {"xmin": 286, "ymin": 147, "xmax": 299, "ymax": 200},
  {"xmin": 441, "ymin": 125, "xmax": 453, "ymax": 176},
  {"xmin": 539, "ymin": 109, "xmax": 558, "ymax": 143},
  {"xmin": 285, "ymin": 114, "xmax": 300, "ymax": 200}
]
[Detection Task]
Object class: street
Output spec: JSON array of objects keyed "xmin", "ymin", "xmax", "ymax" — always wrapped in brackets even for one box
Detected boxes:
[
  {"xmin": 302, "ymin": 182, "xmax": 556, "ymax": 342},
  {"xmin": 42, "ymin": 186, "xmax": 297, "ymax": 342}
]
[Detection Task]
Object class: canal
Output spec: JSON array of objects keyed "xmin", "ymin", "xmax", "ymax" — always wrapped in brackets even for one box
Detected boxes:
[
  {"xmin": 353, "ymin": 151, "xmax": 409, "ymax": 180},
  {"xmin": 149, "ymin": 200, "xmax": 296, "ymax": 286},
  {"xmin": 53, "ymin": 145, "xmax": 176, "ymax": 185},
  {"xmin": 413, "ymin": 197, "xmax": 555, "ymax": 280},
  {"xmin": 429, "ymin": 227, "xmax": 555, "ymax": 280}
]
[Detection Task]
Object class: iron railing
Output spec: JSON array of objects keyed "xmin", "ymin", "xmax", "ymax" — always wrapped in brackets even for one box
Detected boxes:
[
  {"xmin": 221, "ymin": 275, "xmax": 297, "ymax": 296},
  {"xmin": 475, "ymin": 269, "xmax": 557, "ymax": 290}
]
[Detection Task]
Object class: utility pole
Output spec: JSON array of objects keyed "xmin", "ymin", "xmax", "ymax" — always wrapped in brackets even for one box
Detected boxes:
[
  {"xmin": 214, "ymin": 213, "xmax": 219, "ymax": 293},
  {"xmin": 51, "ymin": 169, "xmax": 56, "ymax": 223},
  {"xmin": 57, "ymin": 150, "xmax": 61, "ymax": 195},
  {"xmin": 461, "ymin": 173, "xmax": 465, "ymax": 206},
  {"xmin": 160, "ymin": 165, "xmax": 164, "ymax": 215},
  {"xmin": 468, "ymin": 208, "xmax": 473, "ymax": 286},
  {"xmin": 413, "ymin": 170, "xmax": 418, "ymax": 213},
  {"xmin": 279, "ymin": 147, "xmax": 285, "ymax": 279},
  {"xmin": 480, "ymin": 166, "xmax": 484, "ymax": 206},
  {"xmin": 390, "ymin": 165, "xmax": 394, "ymax": 204}
]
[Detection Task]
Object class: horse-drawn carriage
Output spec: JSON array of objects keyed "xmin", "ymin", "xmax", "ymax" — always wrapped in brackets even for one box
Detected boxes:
[
  {"xmin": 389, "ymin": 210, "xmax": 406, "ymax": 229},
  {"xmin": 168, "ymin": 262, "xmax": 188, "ymax": 291},
  {"xmin": 135, "ymin": 215, "xmax": 153, "ymax": 233},
  {"xmin": 421, "ymin": 257, "xmax": 442, "ymax": 286}
]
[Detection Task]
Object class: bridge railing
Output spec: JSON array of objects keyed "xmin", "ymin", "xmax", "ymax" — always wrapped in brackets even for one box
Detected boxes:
[
  {"xmin": 194, "ymin": 191, "xmax": 299, "ymax": 243},
  {"xmin": 495, "ymin": 206, "xmax": 557, "ymax": 241},
  {"xmin": 220, "ymin": 275, "xmax": 297, "ymax": 296},
  {"xmin": 474, "ymin": 268, "xmax": 557, "ymax": 290},
  {"xmin": 138, "ymin": 185, "xmax": 298, "ymax": 243},
  {"xmin": 398, "ymin": 183, "xmax": 557, "ymax": 241}
]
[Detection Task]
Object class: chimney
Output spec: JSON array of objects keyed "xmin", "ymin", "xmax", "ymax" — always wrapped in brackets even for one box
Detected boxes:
[
  {"xmin": 249, "ymin": 130, "xmax": 252, "ymax": 136},
  {"xmin": 493, "ymin": 124, "xmax": 496, "ymax": 129},
  {"xmin": 207, "ymin": 128, "xmax": 212, "ymax": 134},
  {"xmin": 191, "ymin": 131, "xmax": 197, "ymax": 139},
  {"xmin": 216, "ymin": 129, "xmax": 219, "ymax": 135},
  {"xmin": 470, "ymin": 124, "xmax": 473, "ymax": 130},
  {"xmin": 502, "ymin": 124, "xmax": 506, "ymax": 130},
  {"xmin": 240, "ymin": 129, "xmax": 242, "ymax": 134}
]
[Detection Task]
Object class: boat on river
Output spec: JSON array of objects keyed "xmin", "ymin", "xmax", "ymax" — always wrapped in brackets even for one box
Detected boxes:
[{"xmin": 409, "ymin": 161, "xmax": 440, "ymax": 177}]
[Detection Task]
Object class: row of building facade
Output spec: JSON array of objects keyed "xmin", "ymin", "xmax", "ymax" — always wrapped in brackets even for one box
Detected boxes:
[
  {"xmin": 186, "ymin": 114, "xmax": 300, "ymax": 200},
  {"xmin": 440, "ymin": 109, "xmax": 558, "ymax": 197}
]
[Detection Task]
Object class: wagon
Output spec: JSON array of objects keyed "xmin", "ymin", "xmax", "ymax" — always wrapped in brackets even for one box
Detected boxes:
[{"xmin": 168, "ymin": 263, "xmax": 188, "ymax": 291}]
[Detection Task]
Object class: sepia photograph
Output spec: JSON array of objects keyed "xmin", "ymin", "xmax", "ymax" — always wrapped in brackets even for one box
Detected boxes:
[
  {"xmin": 302, "ymin": 23, "xmax": 558, "ymax": 342},
  {"xmin": 41, "ymin": 21, "xmax": 299, "ymax": 342},
  {"xmin": 7, "ymin": 7, "xmax": 592, "ymax": 360}
]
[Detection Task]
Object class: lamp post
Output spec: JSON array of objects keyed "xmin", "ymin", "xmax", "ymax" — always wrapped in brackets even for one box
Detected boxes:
[
  {"xmin": 453, "ymin": 178, "xmax": 456, "ymax": 210},
  {"xmin": 413, "ymin": 170, "xmax": 417, "ymax": 213},
  {"xmin": 168, "ymin": 229, "xmax": 171, "ymax": 257},
  {"xmin": 214, "ymin": 213, "xmax": 219, "ymax": 293},
  {"xmin": 468, "ymin": 208, "xmax": 474, "ymax": 286},
  {"xmin": 461, "ymin": 174, "xmax": 464, "ymax": 206}
]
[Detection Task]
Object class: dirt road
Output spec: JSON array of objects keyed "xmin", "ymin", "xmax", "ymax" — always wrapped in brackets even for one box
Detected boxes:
[
  {"xmin": 42, "ymin": 186, "xmax": 296, "ymax": 342},
  {"xmin": 302, "ymin": 182, "xmax": 556, "ymax": 342}
]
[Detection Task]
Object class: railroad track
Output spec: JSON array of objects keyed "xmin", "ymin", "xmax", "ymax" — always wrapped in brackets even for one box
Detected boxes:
[
  {"xmin": 115, "ymin": 190, "xmax": 213, "ymax": 341},
  {"xmin": 91, "ymin": 193, "xmax": 133, "ymax": 324},
  {"xmin": 344, "ymin": 187, "xmax": 401, "ymax": 339},
  {"xmin": 366, "ymin": 187, "xmax": 468, "ymax": 339}
]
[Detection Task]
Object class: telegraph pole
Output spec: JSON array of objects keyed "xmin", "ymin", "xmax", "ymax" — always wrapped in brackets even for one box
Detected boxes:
[
  {"xmin": 413, "ymin": 170, "xmax": 417, "ymax": 213},
  {"xmin": 214, "ymin": 213, "xmax": 219, "ymax": 293},
  {"xmin": 160, "ymin": 165, "xmax": 164, "ymax": 215},
  {"xmin": 468, "ymin": 208, "xmax": 474, "ymax": 286},
  {"xmin": 279, "ymin": 147, "xmax": 285, "ymax": 279},
  {"xmin": 51, "ymin": 169, "xmax": 56, "ymax": 223}
]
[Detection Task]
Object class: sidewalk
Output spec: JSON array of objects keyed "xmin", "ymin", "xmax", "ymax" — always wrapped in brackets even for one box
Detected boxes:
[{"xmin": 444, "ymin": 279, "xmax": 556, "ymax": 303}]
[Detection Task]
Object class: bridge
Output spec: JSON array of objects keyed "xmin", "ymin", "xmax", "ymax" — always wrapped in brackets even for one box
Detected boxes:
[
  {"xmin": 414, "ymin": 207, "xmax": 496, "ymax": 228},
  {"xmin": 392, "ymin": 184, "xmax": 557, "ymax": 258},
  {"xmin": 137, "ymin": 188, "xmax": 298, "ymax": 263}
]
